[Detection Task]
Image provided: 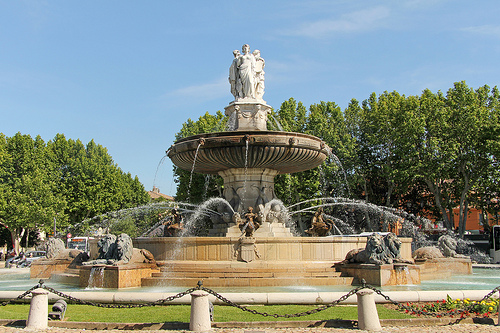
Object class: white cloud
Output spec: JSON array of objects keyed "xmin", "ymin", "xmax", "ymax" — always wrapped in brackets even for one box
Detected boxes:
[
  {"xmin": 461, "ymin": 25, "xmax": 500, "ymax": 38},
  {"xmin": 162, "ymin": 76, "xmax": 227, "ymax": 102},
  {"xmin": 283, "ymin": 6, "xmax": 391, "ymax": 38}
]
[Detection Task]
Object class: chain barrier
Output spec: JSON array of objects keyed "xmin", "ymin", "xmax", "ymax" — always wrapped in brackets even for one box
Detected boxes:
[
  {"xmin": 200, "ymin": 284, "xmax": 364, "ymax": 318},
  {"xmin": 368, "ymin": 283, "xmax": 500, "ymax": 319},
  {"xmin": 1, "ymin": 279, "xmax": 197, "ymax": 309},
  {"xmin": 1, "ymin": 278, "xmax": 499, "ymax": 320}
]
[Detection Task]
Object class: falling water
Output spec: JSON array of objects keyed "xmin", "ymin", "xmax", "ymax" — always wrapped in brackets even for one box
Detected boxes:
[
  {"xmin": 269, "ymin": 114, "xmax": 284, "ymax": 131},
  {"xmin": 152, "ymin": 154, "xmax": 168, "ymax": 188},
  {"xmin": 187, "ymin": 142, "xmax": 202, "ymax": 202},
  {"xmin": 241, "ymin": 139, "xmax": 249, "ymax": 203},
  {"xmin": 325, "ymin": 148, "xmax": 351, "ymax": 198},
  {"xmin": 202, "ymin": 174, "xmax": 211, "ymax": 201},
  {"xmin": 86, "ymin": 266, "xmax": 105, "ymax": 289}
]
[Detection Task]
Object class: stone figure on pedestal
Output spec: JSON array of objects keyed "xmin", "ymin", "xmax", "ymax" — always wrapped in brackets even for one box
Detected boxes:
[
  {"xmin": 229, "ymin": 44, "xmax": 265, "ymax": 101},
  {"xmin": 253, "ymin": 49, "xmax": 265, "ymax": 100},
  {"xmin": 229, "ymin": 50, "xmax": 241, "ymax": 99}
]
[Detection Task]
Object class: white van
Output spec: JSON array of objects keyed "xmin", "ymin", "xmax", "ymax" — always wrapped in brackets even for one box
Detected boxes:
[{"xmin": 67, "ymin": 237, "xmax": 93, "ymax": 254}]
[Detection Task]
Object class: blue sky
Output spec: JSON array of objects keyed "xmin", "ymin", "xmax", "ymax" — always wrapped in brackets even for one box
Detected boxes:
[{"xmin": 1, "ymin": 1, "xmax": 499, "ymax": 196}]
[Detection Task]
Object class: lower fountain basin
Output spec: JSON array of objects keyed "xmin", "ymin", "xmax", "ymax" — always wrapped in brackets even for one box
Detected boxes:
[{"xmin": 167, "ymin": 131, "xmax": 330, "ymax": 174}]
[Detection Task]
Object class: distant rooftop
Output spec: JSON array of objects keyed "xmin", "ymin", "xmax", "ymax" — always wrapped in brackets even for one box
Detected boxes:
[{"xmin": 147, "ymin": 186, "xmax": 174, "ymax": 201}]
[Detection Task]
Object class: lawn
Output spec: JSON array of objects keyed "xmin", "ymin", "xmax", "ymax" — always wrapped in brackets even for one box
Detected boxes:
[{"xmin": 0, "ymin": 304, "xmax": 411, "ymax": 322}]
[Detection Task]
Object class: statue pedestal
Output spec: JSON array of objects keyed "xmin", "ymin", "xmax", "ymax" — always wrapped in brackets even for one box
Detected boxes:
[
  {"xmin": 31, "ymin": 259, "xmax": 74, "ymax": 279},
  {"xmin": 414, "ymin": 257, "xmax": 472, "ymax": 280},
  {"xmin": 224, "ymin": 101, "xmax": 271, "ymax": 131},
  {"xmin": 79, "ymin": 263, "xmax": 159, "ymax": 289},
  {"xmin": 336, "ymin": 263, "xmax": 421, "ymax": 286}
]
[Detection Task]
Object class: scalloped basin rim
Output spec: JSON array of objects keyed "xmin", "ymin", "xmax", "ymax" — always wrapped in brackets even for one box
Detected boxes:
[{"xmin": 168, "ymin": 131, "xmax": 330, "ymax": 175}]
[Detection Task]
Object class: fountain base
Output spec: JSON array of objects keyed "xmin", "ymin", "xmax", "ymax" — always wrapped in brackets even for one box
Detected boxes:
[
  {"xmin": 414, "ymin": 257, "xmax": 473, "ymax": 280},
  {"xmin": 135, "ymin": 236, "xmax": 413, "ymax": 288},
  {"xmin": 31, "ymin": 259, "xmax": 76, "ymax": 279},
  {"xmin": 79, "ymin": 264, "xmax": 159, "ymax": 289},
  {"xmin": 335, "ymin": 263, "xmax": 421, "ymax": 286}
]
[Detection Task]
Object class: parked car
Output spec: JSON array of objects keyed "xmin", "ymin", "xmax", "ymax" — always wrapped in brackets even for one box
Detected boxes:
[
  {"xmin": 5, "ymin": 253, "xmax": 24, "ymax": 268},
  {"xmin": 16, "ymin": 251, "xmax": 46, "ymax": 268}
]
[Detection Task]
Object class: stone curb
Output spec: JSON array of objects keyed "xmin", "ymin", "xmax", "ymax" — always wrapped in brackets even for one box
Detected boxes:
[{"xmin": 0, "ymin": 317, "xmax": 497, "ymax": 330}]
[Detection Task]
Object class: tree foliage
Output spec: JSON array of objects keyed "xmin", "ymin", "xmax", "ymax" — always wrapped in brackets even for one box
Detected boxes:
[{"xmin": 0, "ymin": 133, "xmax": 149, "ymax": 251}]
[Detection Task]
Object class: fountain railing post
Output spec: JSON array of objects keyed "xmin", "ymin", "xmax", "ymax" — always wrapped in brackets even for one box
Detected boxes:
[
  {"xmin": 189, "ymin": 289, "xmax": 211, "ymax": 332},
  {"xmin": 26, "ymin": 288, "xmax": 49, "ymax": 330},
  {"xmin": 356, "ymin": 287, "xmax": 382, "ymax": 331}
]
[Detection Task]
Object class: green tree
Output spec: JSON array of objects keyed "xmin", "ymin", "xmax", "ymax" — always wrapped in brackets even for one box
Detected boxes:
[
  {"xmin": 46, "ymin": 134, "xmax": 150, "ymax": 227},
  {"xmin": 0, "ymin": 133, "xmax": 67, "ymax": 253}
]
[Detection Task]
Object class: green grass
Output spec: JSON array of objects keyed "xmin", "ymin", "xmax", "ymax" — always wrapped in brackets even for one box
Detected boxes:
[{"xmin": 0, "ymin": 304, "xmax": 411, "ymax": 322}]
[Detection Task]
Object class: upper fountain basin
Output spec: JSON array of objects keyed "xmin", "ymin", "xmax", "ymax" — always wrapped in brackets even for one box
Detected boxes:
[{"xmin": 167, "ymin": 131, "xmax": 330, "ymax": 174}]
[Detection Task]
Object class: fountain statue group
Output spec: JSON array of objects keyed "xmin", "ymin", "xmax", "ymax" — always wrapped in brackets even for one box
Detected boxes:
[{"xmin": 229, "ymin": 44, "xmax": 265, "ymax": 101}]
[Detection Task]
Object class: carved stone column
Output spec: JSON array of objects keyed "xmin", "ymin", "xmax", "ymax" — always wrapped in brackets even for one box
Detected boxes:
[{"xmin": 225, "ymin": 101, "xmax": 271, "ymax": 131}]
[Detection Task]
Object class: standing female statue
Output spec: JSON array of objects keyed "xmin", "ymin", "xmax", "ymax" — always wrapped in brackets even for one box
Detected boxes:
[{"xmin": 237, "ymin": 44, "xmax": 256, "ymax": 99}]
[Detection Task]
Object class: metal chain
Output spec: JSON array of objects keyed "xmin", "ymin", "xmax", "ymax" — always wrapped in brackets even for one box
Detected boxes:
[
  {"xmin": 201, "ymin": 285, "xmax": 365, "ymax": 318},
  {"xmin": 1, "ymin": 279, "xmax": 197, "ymax": 309},
  {"xmin": 369, "ymin": 284, "xmax": 500, "ymax": 318},
  {"xmin": 40, "ymin": 284, "xmax": 198, "ymax": 308}
]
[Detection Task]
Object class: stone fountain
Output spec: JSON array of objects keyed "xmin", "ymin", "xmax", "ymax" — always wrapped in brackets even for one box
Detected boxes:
[
  {"xmin": 38, "ymin": 45, "xmax": 433, "ymax": 288},
  {"xmin": 134, "ymin": 44, "xmax": 414, "ymax": 288}
]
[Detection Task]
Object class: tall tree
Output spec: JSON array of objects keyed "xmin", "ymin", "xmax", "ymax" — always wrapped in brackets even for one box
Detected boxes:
[
  {"xmin": 46, "ymin": 134, "xmax": 150, "ymax": 226},
  {"xmin": 0, "ymin": 133, "xmax": 67, "ymax": 253}
]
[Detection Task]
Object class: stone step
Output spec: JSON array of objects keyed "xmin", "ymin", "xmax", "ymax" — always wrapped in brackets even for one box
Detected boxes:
[
  {"xmin": 151, "ymin": 270, "xmax": 343, "ymax": 278},
  {"xmin": 141, "ymin": 276, "xmax": 354, "ymax": 288},
  {"xmin": 156, "ymin": 260, "xmax": 334, "ymax": 269},
  {"xmin": 156, "ymin": 265, "xmax": 337, "ymax": 275}
]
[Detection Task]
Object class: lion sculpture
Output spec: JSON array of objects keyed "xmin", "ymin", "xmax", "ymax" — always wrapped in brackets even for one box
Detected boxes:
[
  {"xmin": 113, "ymin": 233, "xmax": 134, "ymax": 265},
  {"xmin": 342, "ymin": 233, "xmax": 411, "ymax": 265},
  {"xmin": 343, "ymin": 233, "xmax": 387, "ymax": 265},
  {"xmin": 43, "ymin": 238, "xmax": 66, "ymax": 260},
  {"xmin": 384, "ymin": 232, "xmax": 413, "ymax": 264},
  {"xmin": 412, "ymin": 246, "xmax": 444, "ymax": 260},
  {"xmin": 82, "ymin": 233, "xmax": 155, "ymax": 266},
  {"xmin": 413, "ymin": 235, "xmax": 468, "ymax": 260},
  {"xmin": 438, "ymin": 234, "xmax": 467, "ymax": 258}
]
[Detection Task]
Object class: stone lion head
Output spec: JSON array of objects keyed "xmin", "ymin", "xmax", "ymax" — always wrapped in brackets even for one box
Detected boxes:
[
  {"xmin": 366, "ymin": 233, "xmax": 385, "ymax": 253},
  {"xmin": 97, "ymin": 234, "xmax": 117, "ymax": 259},
  {"xmin": 115, "ymin": 233, "xmax": 133, "ymax": 263},
  {"xmin": 384, "ymin": 232, "xmax": 402, "ymax": 258}
]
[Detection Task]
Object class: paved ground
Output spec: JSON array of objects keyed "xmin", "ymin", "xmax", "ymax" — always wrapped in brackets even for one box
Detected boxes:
[{"xmin": 0, "ymin": 323, "xmax": 498, "ymax": 332}]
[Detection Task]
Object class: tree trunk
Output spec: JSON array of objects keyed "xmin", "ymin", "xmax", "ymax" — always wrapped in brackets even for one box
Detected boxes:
[
  {"xmin": 10, "ymin": 227, "xmax": 25, "ymax": 254},
  {"xmin": 424, "ymin": 178, "xmax": 452, "ymax": 229}
]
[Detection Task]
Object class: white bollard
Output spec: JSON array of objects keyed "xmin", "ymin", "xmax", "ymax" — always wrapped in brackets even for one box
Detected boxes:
[
  {"xmin": 26, "ymin": 288, "xmax": 49, "ymax": 330},
  {"xmin": 357, "ymin": 288, "xmax": 382, "ymax": 331},
  {"xmin": 189, "ymin": 290, "xmax": 211, "ymax": 332}
]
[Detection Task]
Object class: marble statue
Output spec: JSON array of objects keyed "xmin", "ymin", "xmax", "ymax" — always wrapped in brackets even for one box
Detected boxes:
[
  {"xmin": 229, "ymin": 44, "xmax": 265, "ymax": 101},
  {"xmin": 253, "ymin": 49, "xmax": 265, "ymax": 99},
  {"xmin": 229, "ymin": 50, "xmax": 241, "ymax": 99}
]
